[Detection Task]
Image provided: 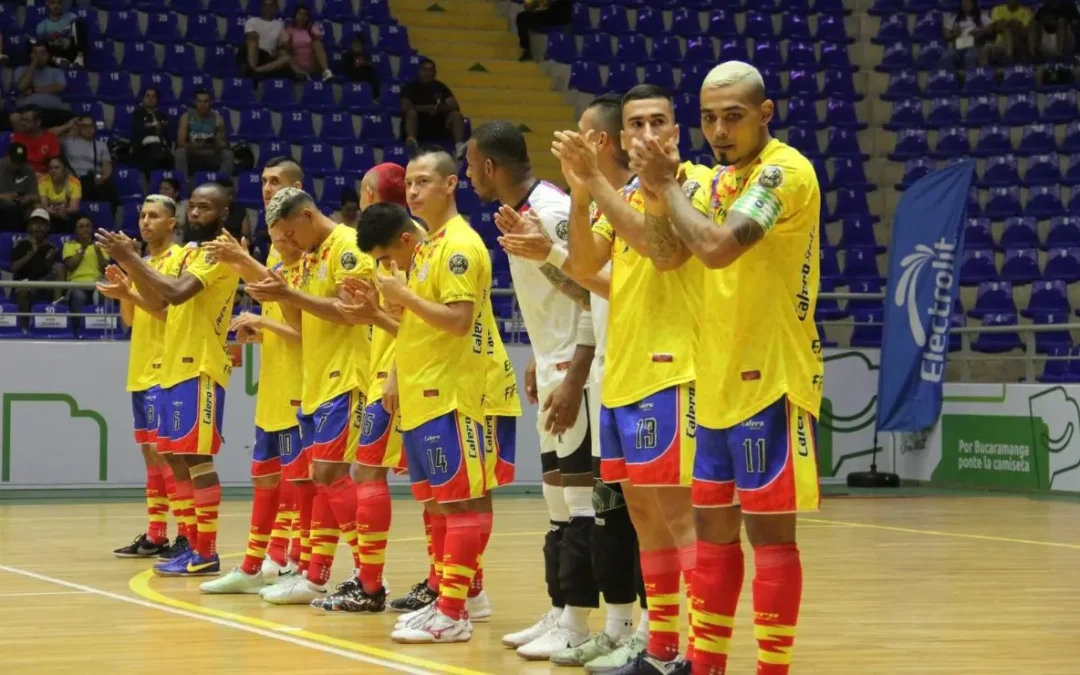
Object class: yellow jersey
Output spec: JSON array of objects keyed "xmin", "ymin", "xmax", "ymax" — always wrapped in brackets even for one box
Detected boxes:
[
  {"xmin": 61, "ymin": 241, "xmax": 108, "ymax": 282},
  {"xmin": 126, "ymin": 244, "xmax": 182, "ymax": 392},
  {"xmin": 160, "ymin": 243, "xmax": 240, "ymax": 389},
  {"xmin": 254, "ymin": 247, "xmax": 303, "ymax": 431},
  {"xmin": 691, "ymin": 138, "xmax": 824, "ymax": 428},
  {"xmin": 482, "ymin": 291, "xmax": 522, "ymax": 418},
  {"xmin": 592, "ymin": 163, "xmax": 712, "ymax": 407},
  {"xmin": 296, "ymin": 223, "xmax": 375, "ymax": 414},
  {"xmin": 396, "ymin": 215, "xmax": 488, "ymax": 430}
]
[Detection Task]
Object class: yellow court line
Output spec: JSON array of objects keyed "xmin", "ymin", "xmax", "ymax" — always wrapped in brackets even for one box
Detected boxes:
[
  {"xmin": 128, "ymin": 531, "xmax": 547, "ymax": 675},
  {"xmin": 803, "ymin": 517, "xmax": 1080, "ymax": 550}
]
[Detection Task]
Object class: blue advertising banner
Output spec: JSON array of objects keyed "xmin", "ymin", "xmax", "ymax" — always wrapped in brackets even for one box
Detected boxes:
[{"xmin": 876, "ymin": 161, "xmax": 975, "ymax": 432}]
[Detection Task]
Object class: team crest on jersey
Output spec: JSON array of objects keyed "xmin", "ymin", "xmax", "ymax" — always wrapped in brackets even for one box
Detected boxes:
[
  {"xmin": 555, "ymin": 219, "xmax": 569, "ymax": 240},
  {"xmin": 340, "ymin": 251, "xmax": 358, "ymax": 271},
  {"xmin": 448, "ymin": 253, "xmax": 469, "ymax": 275},
  {"xmin": 759, "ymin": 165, "xmax": 784, "ymax": 189},
  {"xmin": 682, "ymin": 180, "xmax": 701, "ymax": 199}
]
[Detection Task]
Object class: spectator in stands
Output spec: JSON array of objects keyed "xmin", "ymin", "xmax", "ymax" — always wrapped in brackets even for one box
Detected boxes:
[
  {"xmin": 35, "ymin": 0, "xmax": 87, "ymax": 68},
  {"xmin": 14, "ymin": 43, "xmax": 72, "ymax": 128},
  {"xmin": 991, "ymin": 0, "xmax": 1034, "ymax": 62},
  {"xmin": 516, "ymin": 0, "xmax": 573, "ymax": 61},
  {"xmin": 132, "ymin": 88, "xmax": 174, "ymax": 175},
  {"xmin": 279, "ymin": 4, "xmax": 333, "ymax": 81},
  {"xmin": 341, "ymin": 34, "xmax": 380, "ymax": 98},
  {"xmin": 945, "ymin": 0, "xmax": 996, "ymax": 67},
  {"xmin": 63, "ymin": 114, "xmax": 116, "ymax": 207},
  {"xmin": 158, "ymin": 177, "xmax": 187, "ymax": 232},
  {"xmin": 240, "ymin": 0, "xmax": 295, "ymax": 79},
  {"xmin": 0, "ymin": 30, "xmax": 8, "ymax": 65},
  {"xmin": 11, "ymin": 106, "xmax": 65, "ymax": 175},
  {"xmin": 11, "ymin": 209, "xmax": 61, "ymax": 325},
  {"xmin": 331, "ymin": 190, "xmax": 360, "ymax": 228},
  {"xmin": 214, "ymin": 176, "xmax": 251, "ymax": 242},
  {"xmin": 0, "ymin": 144, "xmax": 40, "ymax": 232},
  {"xmin": 175, "ymin": 89, "xmax": 233, "ymax": 179},
  {"xmin": 62, "ymin": 215, "xmax": 107, "ymax": 319},
  {"xmin": 1031, "ymin": 0, "xmax": 1078, "ymax": 64},
  {"xmin": 401, "ymin": 58, "xmax": 466, "ymax": 156},
  {"xmin": 38, "ymin": 156, "xmax": 81, "ymax": 233}
]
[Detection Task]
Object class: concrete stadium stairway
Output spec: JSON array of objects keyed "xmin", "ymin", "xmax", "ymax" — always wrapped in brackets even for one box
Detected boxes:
[{"xmin": 389, "ymin": 0, "xmax": 577, "ymax": 182}]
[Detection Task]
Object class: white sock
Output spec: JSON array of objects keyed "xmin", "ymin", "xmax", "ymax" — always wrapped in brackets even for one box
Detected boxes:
[
  {"xmin": 635, "ymin": 609, "xmax": 649, "ymax": 639},
  {"xmin": 604, "ymin": 602, "xmax": 634, "ymax": 641},
  {"xmin": 563, "ymin": 485, "xmax": 595, "ymax": 519},
  {"xmin": 559, "ymin": 605, "xmax": 591, "ymax": 635},
  {"xmin": 543, "ymin": 482, "xmax": 571, "ymax": 523}
]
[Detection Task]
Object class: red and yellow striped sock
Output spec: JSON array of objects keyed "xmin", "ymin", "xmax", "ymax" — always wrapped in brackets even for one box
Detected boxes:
[
  {"xmin": 322, "ymin": 476, "xmax": 359, "ymax": 571},
  {"xmin": 753, "ymin": 544, "xmax": 802, "ymax": 675},
  {"xmin": 240, "ymin": 484, "xmax": 279, "ymax": 575},
  {"xmin": 469, "ymin": 511, "xmax": 493, "ymax": 597},
  {"xmin": 295, "ymin": 481, "xmax": 316, "ymax": 572},
  {"xmin": 145, "ymin": 465, "xmax": 169, "ymax": 544},
  {"xmin": 306, "ymin": 490, "xmax": 340, "ymax": 586},
  {"xmin": 679, "ymin": 544, "xmax": 697, "ymax": 661},
  {"xmin": 193, "ymin": 482, "xmax": 221, "ymax": 558},
  {"xmin": 428, "ymin": 512, "xmax": 446, "ymax": 591},
  {"xmin": 422, "ymin": 510, "xmax": 435, "ymax": 583},
  {"xmin": 691, "ymin": 541, "xmax": 744, "ymax": 675},
  {"xmin": 436, "ymin": 512, "xmax": 480, "ymax": 620},
  {"xmin": 356, "ymin": 481, "xmax": 392, "ymax": 594},
  {"xmin": 173, "ymin": 478, "xmax": 197, "ymax": 543},
  {"xmin": 267, "ymin": 480, "xmax": 297, "ymax": 567},
  {"xmin": 641, "ymin": 547, "xmax": 682, "ymax": 661}
]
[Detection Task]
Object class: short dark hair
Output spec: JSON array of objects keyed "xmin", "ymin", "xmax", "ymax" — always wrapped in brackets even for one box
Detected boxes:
[
  {"xmin": 341, "ymin": 189, "xmax": 359, "ymax": 206},
  {"xmin": 194, "ymin": 88, "xmax": 212, "ymax": 100},
  {"xmin": 419, "ymin": 57, "xmax": 436, "ymax": 68},
  {"xmin": 264, "ymin": 156, "xmax": 305, "ymax": 183},
  {"xmin": 411, "ymin": 146, "xmax": 458, "ymax": 178},
  {"xmin": 160, "ymin": 177, "xmax": 181, "ymax": 196},
  {"xmin": 473, "ymin": 121, "xmax": 530, "ymax": 180},
  {"xmin": 357, "ymin": 202, "xmax": 416, "ymax": 252},
  {"xmin": 622, "ymin": 84, "xmax": 673, "ymax": 106},
  {"xmin": 587, "ymin": 94, "xmax": 629, "ymax": 167}
]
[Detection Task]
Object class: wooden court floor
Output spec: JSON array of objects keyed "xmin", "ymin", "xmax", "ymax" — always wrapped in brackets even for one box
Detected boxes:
[{"xmin": 2, "ymin": 494, "xmax": 1080, "ymax": 674}]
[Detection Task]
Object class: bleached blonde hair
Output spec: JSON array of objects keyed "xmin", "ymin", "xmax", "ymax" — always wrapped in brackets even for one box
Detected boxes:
[
  {"xmin": 265, "ymin": 186, "xmax": 311, "ymax": 227},
  {"xmin": 143, "ymin": 194, "xmax": 176, "ymax": 216},
  {"xmin": 702, "ymin": 61, "xmax": 765, "ymax": 98}
]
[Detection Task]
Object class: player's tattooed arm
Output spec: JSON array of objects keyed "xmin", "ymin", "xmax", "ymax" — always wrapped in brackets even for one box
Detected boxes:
[
  {"xmin": 660, "ymin": 181, "xmax": 766, "ymax": 269},
  {"xmin": 641, "ymin": 201, "xmax": 693, "ymax": 271},
  {"xmin": 538, "ymin": 263, "xmax": 592, "ymax": 310}
]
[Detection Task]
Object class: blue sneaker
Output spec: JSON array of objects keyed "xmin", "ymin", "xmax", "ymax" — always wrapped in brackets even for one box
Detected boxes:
[
  {"xmin": 154, "ymin": 550, "xmax": 193, "ymax": 577},
  {"xmin": 155, "ymin": 551, "xmax": 220, "ymax": 577}
]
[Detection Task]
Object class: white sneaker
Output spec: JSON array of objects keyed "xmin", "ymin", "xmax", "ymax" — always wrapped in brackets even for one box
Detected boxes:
[
  {"xmin": 258, "ymin": 572, "xmax": 297, "ymax": 598},
  {"xmin": 502, "ymin": 608, "xmax": 561, "ymax": 648},
  {"xmin": 391, "ymin": 608, "xmax": 473, "ymax": 644},
  {"xmin": 517, "ymin": 626, "xmax": 590, "ymax": 661},
  {"xmin": 465, "ymin": 590, "xmax": 492, "ymax": 621},
  {"xmin": 260, "ymin": 558, "xmax": 297, "ymax": 582},
  {"xmin": 260, "ymin": 575, "xmax": 327, "ymax": 605},
  {"xmin": 321, "ymin": 69, "xmax": 333, "ymax": 82},
  {"xmin": 200, "ymin": 566, "xmax": 267, "ymax": 594},
  {"xmin": 394, "ymin": 601, "xmax": 437, "ymax": 630}
]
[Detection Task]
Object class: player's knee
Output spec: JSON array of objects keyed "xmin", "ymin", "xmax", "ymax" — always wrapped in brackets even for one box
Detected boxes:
[
  {"xmin": 694, "ymin": 505, "xmax": 742, "ymax": 545},
  {"xmin": 353, "ymin": 464, "xmax": 388, "ymax": 483},
  {"xmin": 251, "ymin": 474, "xmax": 279, "ymax": 489},
  {"xmin": 743, "ymin": 512, "xmax": 797, "ymax": 547},
  {"xmin": 311, "ymin": 462, "xmax": 345, "ymax": 485},
  {"xmin": 555, "ymin": 441, "xmax": 592, "ymax": 479}
]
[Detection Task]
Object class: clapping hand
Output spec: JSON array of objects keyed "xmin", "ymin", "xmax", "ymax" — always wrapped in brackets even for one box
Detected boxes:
[
  {"xmin": 202, "ymin": 231, "xmax": 250, "ymax": 266},
  {"xmin": 495, "ymin": 206, "xmax": 555, "ymax": 263},
  {"xmin": 373, "ymin": 260, "xmax": 409, "ymax": 305},
  {"xmin": 245, "ymin": 269, "xmax": 291, "ymax": 302}
]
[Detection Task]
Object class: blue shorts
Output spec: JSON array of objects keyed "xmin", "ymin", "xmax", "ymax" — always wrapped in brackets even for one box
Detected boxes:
[
  {"xmin": 297, "ymin": 390, "xmax": 364, "ymax": 465},
  {"xmin": 599, "ymin": 382, "xmax": 696, "ymax": 487},
  {"xmin": 157, "ymin": 375, "xmax": 225, "ymax": 456},
  {"xmin": 484, "ymin": 415, "xmax": 517, "ymax": 489},
  {"xmin": 692, "ymin": 395, "xmax": 821, "ymax": 514},
  {"xmin": 357, "ymin": 399, "xmax": 406, "ymax": 471},
  {"xmin": 253, "ymin": 425, "xmax": 301, "ymax": 478},
  {"xmin": 402, "ymin": 410, "xmax": 486, "ymax": 503},
  {"xmin": 131, "ymin": 385, "xmax": 162, "ymax": 445}
]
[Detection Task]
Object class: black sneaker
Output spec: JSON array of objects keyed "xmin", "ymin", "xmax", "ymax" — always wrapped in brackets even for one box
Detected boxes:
[
  {"xmin": 316, "ymin": 583, "xmax": 387, "ymax": 613},
  {"xmin": 113, "ymin": 533, "xmax": 170, "ymax": 559},
  {"xmin": 611, "ymin": 652, "xmax": 690, "ymax": 675},
  {"xmin": 310, "ymin": 577, "xmax": 360, "ymax": 610},
  {"xmin": 389, "ymin": 579, "xmax": 438, "ymax": 613},
  {"xmin": 157, "ymin": 535, "xmax": 191, "ymax": 562}
]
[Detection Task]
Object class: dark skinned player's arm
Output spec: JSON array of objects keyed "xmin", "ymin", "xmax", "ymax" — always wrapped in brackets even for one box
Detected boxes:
[{"xmin": 119, "ymin": 255, "xmax": 204, "ymax": 307}]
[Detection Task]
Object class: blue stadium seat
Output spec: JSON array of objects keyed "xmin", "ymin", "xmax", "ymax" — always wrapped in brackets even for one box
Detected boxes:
[
  {"xmin": 60, "ymin": 69, "xmax": 93, "ymax": 104},
  {"xmin": 878, "ymin": 42, "xmax": 915, "ymax": 72},
  {"xmin": 280, "ymin": 110, "xmax": 316, "ymax": 143},
  {"xmin": 237, "ymin": 109, "xmax": 276, "ymax": 141},
  {"xmin": 786, "ymin": 127, "xmax": 821, "ymax": 157},
  {"xmin": 924, "ymin": 69, "xmax": 957, "ymax": 97},
  {"xmin": 1062, "ymin": 154, "xmax": 1080, "ymax": 185},
  {"xmin": 106, "ymin": 10, "xmax": 142, "ymax": 41},
  {"xmin": 967, "ymin": 186, "xmax": 982, "ymax": 216},
  {"xmin": 869, "ymin": 0, "xmax": 904, "ymax": 14},
  {"xmin": 1003, "ymin": 93, "xmax": 1039, "ymax": 126},
  {"xmin": 961, "ymin": 67, "xmax": 996, "ymax": 95},
  {"xmin": 83, "ymin": 202, "xmax": 115, "ymax": 229},
  {"xmin": 359, "ymin": 114, "xmax": 394, "ymax": 144},
  {"xmin": 911, "ymin": 12, "xmax": 944, "ymax": 43},
  {"xmin": 606, "ymin": 63, "xmax": 640, "ymax": 92},
  {"xmin": 80, "ymin": 305, "xmax": 121, "ymax": 340},
  {"xmin": 110, "ymin": 103, "xmax": 137, "ymax": 137},
  {"xmin": 1025, "ymin": 185, "xmax": 1065, "ymax": 218},
  {"xmin": 362, "ymin": 0, "xmax": 392, "ymax": 23},
  {"xmin": 841, "ymin": 247, "xmax": 882, "ymax": 281},
  {"xmin": 819, "ymin": 246, "xmax": 842, "ymax": 282},
  {"xmin": 815, "ymin": 279, "xmax": 850, "ymax": 321},
  {"xmin": 146, "ymin": 11, "xmax": 181, "ymax": 42},
  {"xmin": 569, "ymin": 61, "xmax": 604, "ymax": 94},
  {"xmin": 1043, "ymin": 90, "xmax": 1079, "ymax": 123},
  {"xmin": 707, "ymin": 10, "xmax": 740, "ymax": 39},
  {"xmin": 544, "ymin": 31, "xmax": 577, "ymax": 62},
  {"xmin": 205, "ymin": 45, "xmax": 240, "ymax": 76},
  {"xmin": 719, "ymin": 38, "xmax": 749, "ymax": 63},
  {"xmin": 999, "ymin": 64, "xmax": 1036, "ymax": 93},
  {"xmin": 323, "ymin": 176, "xmax": 357, "ymax": 205},
  {"xmin": 149, "ymin": 169, "xmax": 187, "ymax": 198},
  {"xmin": 639, "ymin": 63, "xmax": 674, "ymax": 90},
  {"xmin": 671, "ymin": 8, "xmax": 704, "ymax": 36},
  {"xmin": 185, "ymin": 12, "xmax": 220, "ymax": 44},
  {"xmin": 786, "ymin": 69, "xmax": 818, "ymax": 99},
  {"xmin": 379, "ymin": 83, "xmax": 402, "ymax": 114},
  {"xmin": 969, "ymin": 281, "xmax": 1016, "ymax": 319},
  {"xmin": 744, "ymin": 11, "xmax": 775, "ymax": 40},
  {"xmin": 963, "ymin": 217, "xmax": 994, "ymax": 250},
  {"xmin": 1038, "ymin": 345, "xmax": 1072, "ymax": 383},
  {"xmin": 786, "ymin": 97, "xmax": 821, "ymax": 128},
  {"xmin": 926, "ymin": 97, "xmax": 962, "ymax": 127},
  {"xmin": 236, "ymin": 171, "xmax": 263, "ymax": 207},
  {"xmin": 163, "ymin": 43, "xmax": 201, "ymax": 76},
  {"xmin": 1034, "ymin": 312, "xmax": 1072, "ymax": 354},
  {"xmin": 973, "ymin": 124, "xmax": 1012, "ymax": 156},
  {"xmin": 322, "ymin": 0, "xmax": 355, "ymax": 20},
  {"xmin": 780, "ymin": 14, "xmax": 812, "ymax": 41},
  {"xmin": 979, "ymin": 155, "xmax": 1021, "ymax": 187},
  {"xmin": 119, "ymin": 42, "xmax": 158, "ymax": 74},
  {"xmin": 1045, "ymin": 247, "xmax": 1080, "ymax": 282},
  {"xmin": 571, "ymin": 3, "xmax": 593, "ymax": 33},
  {"xmin": 599, "ymin": 5, "xmax": 631, "ymax": 34},
  {"xmin": 340, "ymin": 144, "xmax": 376, "ymax": 176},
  {"xmin": 377, "ymin": 25, "xmax": 412, "ymax": 55},
  {"xmin": 456, "ymin": 179, "xmax": 481, "ymax": 215},
  {"xmin": 890, "ymin": 128, "xmax": 930, "ymax": 160},
  {"xmin": 193, "ymin": 170, "xmax": 225, "ymax": 187},
  {"xmin": 850, "ymin": 310, "xmax": 883, "ymax": 348},
  {"xmin": 1024, "ymin": 154, "xmax": 1062, "ymax": 186},
  {"xmin": 1000, "ymin": 217, "xmax": 1040, "ymax": 249},
  {"xmin": 383, "ymin": 144, "xmax": 411, "ymax": 167},
  {"xmin": 886, "ymin": 99, "xmax": 924, "ymax": 130},
  {"xmin": 898, "ymin": 157, "xmax": 935, "ymax": 189},
  {"xmin": 820, "ymin": 42, "xmax": 855, "ymax": 70},
  {"xmin": 97, "ymin": 72, "xmax": 134, "ymax": 103},
  {"xmin": 686, "ymin": 37, "xmax": 717, "ymax": 62},
  {"xmin": 914, "ymin": 41, "xmax": 947, "ymax": 69},
  {"xmin": 112, "ymin": 168, "xmax": 144, "ymax": 202},
  {"xmin": 1015, "ymin": 122, "xmax": 1056, "ymax": 156},
  {"xmin": 826, "ymin": 128, "xmax": 866, "ymax": 158},
  {"xmin": 632, "ymin": 7, "xmax": 664, "ymax": 36},
  {"xmin": 320, "ymin": 112, "xmax": 356, "ymax": 143},
  {"xmin": 0, "ymin": 302, "xmax": 21, "ymax": 338},
  {"xmin": 30, "ymin": 304, "xmax": 74, "ymax": 340},
  {"xmin": 144, "ymin": 72, "xmax": 177, "ymax": 104},
  {"xmin": 581, "ymin": 34, "xmax": 615, "ymax": 63},
  {"xmin": 617, "ymin": 35, "xmax": 648, "ymax": 64},
  {"xmin": 1000, "ymin": 248, "xmax": 1039, "ymax": 283},
  {"xmin": 1047, "ymin": 216, "xmax": 1080, "ymax": 248},
  {"xmin": 824, "ymin": 70, "xmax": 861, "ymax": 101},
  {"xmin": 296, "ymin": 81, "xmax": 333, "ymax": 113},
  {"xmin": 825, "ymin": 98, "xmax": 865, "ymax": 129},
  {"xmin": 984, "ymin": 186, "xmax": 1022, "ymax": 219},
  {"xmin": 815, "ymin": 14, "xmax": 851, "ymax": 42},
  {"xmin": 785, "ymin": 41, "xmax": 817, "ymax": 69},
  {"xmin": 301, "ymin": 142, "xmax": 337, "ymax": 177},
  {"xmin": 971, "ymin": 313, "xmax": 1022, "ymax": 353},
  {"xmin": 832, "ymin": 189, "xmax": 874, "ymax": 221},
  {"xmin": 85, "ymin": 40, "xmax": 117, "ymax": 71},
  {"xmin": 336, "ymin": 83, "xmax": 374, "ymax": 113},
  {"xmin": 1025, "ymin": 279, "xmax": 1070, "ymax": 318},
  {"xmin": 223, "ymin": 14, "xmax": 249, "ymax": 45},
  {"xmin": 838, "ymin": 218, "xmax": 884, "ymax": 252},
  {"xmin": 119, "ymin": 206, "xmax": 141, "ymax": 236},
  {"xmin": 932, "ymin": 126, "xmax": 970, "ymax": 158},
  {"xmin": 680, "ymin": 64, "xmax": 711, "ymax": 93},
  {"xmin": 649, "ymin": 35, "xmax": 682, "ymax": 64},
  {"xmin": 959, "ymin": 249, "xmax": 999, "ymax": 285},
  {"xmin": 965, "ymin": 95, "xmax": 1001, "ymax": 127},
  {"xmin": 873, "ymin": 15, "xmax": 909, "ymax": 44},
  {"xmin": 260, "ymin": 79, "xmax": 297, "ymax": 109}
]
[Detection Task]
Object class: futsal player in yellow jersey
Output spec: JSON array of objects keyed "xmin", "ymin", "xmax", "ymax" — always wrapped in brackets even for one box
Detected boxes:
[
  {"xmin": 554, "ymin": 84, "xmax": 713, "ymax": 674},
  {"xmin": 98, "ymin": 195, "xmax": 185, "ymax": 560},
  {"xmin": 97, "ymin": 183, "xmax": 241, "ymax": 578},
  {"xmin": 631, "ymin": 62, "xmax": 824, "ymax": 675},
  {"xmin": 249, "ymin": 187, "xmax": 384, "ymax": 607}
]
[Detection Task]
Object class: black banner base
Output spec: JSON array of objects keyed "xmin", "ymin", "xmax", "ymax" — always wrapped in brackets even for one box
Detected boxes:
[{"xmin": 846, "ymin": 470, "xmax": 901, "ymax": 488}]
